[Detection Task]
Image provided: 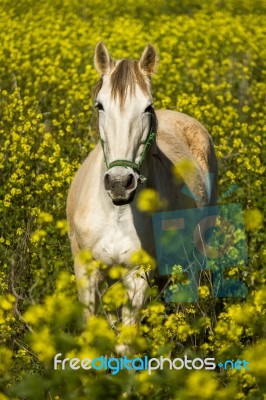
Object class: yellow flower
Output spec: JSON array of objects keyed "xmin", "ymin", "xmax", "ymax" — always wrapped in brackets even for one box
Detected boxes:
[
  {"xmin": 186, "ymin": 371, "xmax": 218, "ymax": 399},
  {"xmin": 0, "ymin": 347, "xmax": 12, "ymax": 373},
  {"xmin": 173, "ymin": 159, "xmax": 196, "ymax": 183},
  {"xmin": 137, "ymin": 188, "xmax": 165, "ymax": 213},
  {"xmin": 31, "ymin": 229, "xmax": 47, "ymax": 242},
  {"xmin": 198, "ymin": 285, "xmax": 210, "ymax": 298},
  {"xmin": 131, "ymin": 249, "xmax": 156, "ymax": 271},
  {"xmin": 102, "ymin": 282, "xmax": 128, "ymax": 309},
  {"xmin": 31, "ymin": 327, "xmax": 55, "ymax": 363},
  {"xmin": 108, "ymin": 265, "xmax": 127, "ymax": 279},
  {"xmin": 56, "ymin": 219, "xmax": 69, "ymax": 235},
  {"xmin": 38, "ymin": 211, "xmax": 53, "ymax": 223},
  {"xmin": 244, "ymin": 209, "xmax": 263, "ymax": 231}
]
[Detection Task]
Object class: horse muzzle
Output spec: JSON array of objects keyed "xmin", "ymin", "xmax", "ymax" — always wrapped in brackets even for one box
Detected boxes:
[{"xmin": 104, "ymin": 166, "xmax": 138, "ymax": 205}]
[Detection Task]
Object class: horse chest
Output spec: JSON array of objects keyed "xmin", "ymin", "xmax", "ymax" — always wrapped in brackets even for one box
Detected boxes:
[{"xmin": 78, "ymin": 206, "xmax": 142, "ymax": 265}]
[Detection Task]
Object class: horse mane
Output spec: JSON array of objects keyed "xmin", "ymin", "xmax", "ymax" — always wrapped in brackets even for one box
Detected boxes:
[{"xmin": 93, "ymin": 59, "xmax": 151, "ymax": 108}]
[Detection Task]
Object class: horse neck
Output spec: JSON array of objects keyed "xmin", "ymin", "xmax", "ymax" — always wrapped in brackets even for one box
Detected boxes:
[{"xmin": 143, "ymin": 140, "xmax": 181, "ymax": 207}]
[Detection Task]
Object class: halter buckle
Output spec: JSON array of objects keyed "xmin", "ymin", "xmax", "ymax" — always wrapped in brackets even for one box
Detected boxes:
[{"xmin": 138, "ymin": 175, "xmax": 147, "ymax": 184}]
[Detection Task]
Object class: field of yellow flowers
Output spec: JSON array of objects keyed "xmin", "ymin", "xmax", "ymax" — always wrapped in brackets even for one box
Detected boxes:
[{"xmin": 0, "ymin": 0, "xmax": 265, "ymax": 399}]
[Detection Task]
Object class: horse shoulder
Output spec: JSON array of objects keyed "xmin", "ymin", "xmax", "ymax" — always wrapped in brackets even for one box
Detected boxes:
[{"xmin": 66, "ymin": 144, "xmax": 104, "ymax": 242}]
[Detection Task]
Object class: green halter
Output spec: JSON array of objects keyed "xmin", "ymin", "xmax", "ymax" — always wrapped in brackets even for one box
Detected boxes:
[{"xmin": 100, "ymin": 109, "xmax": 157, "ymax": 183}]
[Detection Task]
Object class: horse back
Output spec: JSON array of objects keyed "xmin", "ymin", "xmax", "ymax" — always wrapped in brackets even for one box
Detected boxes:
[{"xmin": 154, "ymin": 109, "xmax": 218, "ymax": 206}]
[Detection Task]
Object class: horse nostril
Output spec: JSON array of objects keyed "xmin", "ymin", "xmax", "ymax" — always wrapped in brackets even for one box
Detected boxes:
[
  {"xmin": 124, "ymin": 173, "xmax": 134, "ymax": 190},
  {"xmin": 104, "ymin": 173, "xmax": 111, "ymax": 190}
]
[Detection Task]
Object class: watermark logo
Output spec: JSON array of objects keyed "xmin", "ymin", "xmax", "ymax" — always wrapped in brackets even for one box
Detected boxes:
[
  {"xmin": 152, "ymin": 182, "xmax": 248, "ymax": 301},
  {"xmin": 53, "ymin": 354, "xmax": 249, "ymax": 375},
  {"xmin": 218, "ymin": 360, "xmax": 249, "ymax": 370}
]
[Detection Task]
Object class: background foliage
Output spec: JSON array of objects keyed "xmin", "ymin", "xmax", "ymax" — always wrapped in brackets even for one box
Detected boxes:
[{"xmin": 0, "ymin": 0, "xmax": 265, "ymax": 399}]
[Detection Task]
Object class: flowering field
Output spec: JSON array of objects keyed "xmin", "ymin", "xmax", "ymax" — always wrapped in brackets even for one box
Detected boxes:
[{"xmin": 0, "ymin": 0, "xmax": 265, "ymax": 399}]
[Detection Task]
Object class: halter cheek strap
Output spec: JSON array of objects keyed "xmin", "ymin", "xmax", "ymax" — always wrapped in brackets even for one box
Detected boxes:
[{"xmin": 100, "ymin": 109, "xmax": 157, "ymax": 183}]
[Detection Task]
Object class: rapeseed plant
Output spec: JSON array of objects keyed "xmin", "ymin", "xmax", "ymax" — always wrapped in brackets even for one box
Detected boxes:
[{"xmin": 0, "ymin": 0, "xmax": 265, "ymax": 398}]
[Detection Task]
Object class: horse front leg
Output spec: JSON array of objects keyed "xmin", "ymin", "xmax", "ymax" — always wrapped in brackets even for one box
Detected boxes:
[
  {"xmin": 122, "ymin": 267, "xmax": 149, "ymax": 326},
  {"xmin": 74, "ymin": 260, "xmax": 101, "ymax": 319},
  {"xmin": 70, "ymin": 233, "xmax": 101, "ymax": 319}
]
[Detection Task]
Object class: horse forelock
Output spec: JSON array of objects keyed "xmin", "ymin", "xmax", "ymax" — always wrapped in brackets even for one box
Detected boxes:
[
  {"xmin": 111, "ymin": 60, "xmax": 150, "ymax": 107},
  {"xmin": 93, "ymin": 59, "xmax": 151, "ymax": 108}
]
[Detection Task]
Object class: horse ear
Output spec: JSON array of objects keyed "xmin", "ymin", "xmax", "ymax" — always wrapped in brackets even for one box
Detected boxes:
[
  {"xmin": 94, "ymin": 41, "xmax": 113, "ymax": 75},
  {"xmin": 139, "ymin": 44, "xmax": 158, "ymax": 76}
]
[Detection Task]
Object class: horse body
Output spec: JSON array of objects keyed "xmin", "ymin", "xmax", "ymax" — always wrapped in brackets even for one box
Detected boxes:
[{"xmin": 67, "ymin": 42, "xmax": 217, "ymax": 324}]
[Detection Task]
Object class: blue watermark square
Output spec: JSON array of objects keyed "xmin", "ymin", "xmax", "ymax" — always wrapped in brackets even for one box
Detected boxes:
[{"xmin": 152, "ymin": 203, "xmax": 248, "ymax": 301}]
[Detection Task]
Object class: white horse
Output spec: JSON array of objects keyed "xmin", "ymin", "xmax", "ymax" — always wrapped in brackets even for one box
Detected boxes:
[{"xmin": 67, "ymin": 42, "xmax": 217, "ymax": 325}]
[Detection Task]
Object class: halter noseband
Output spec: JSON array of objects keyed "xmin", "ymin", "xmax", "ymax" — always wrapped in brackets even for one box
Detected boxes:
[{"xmin": 100, "ymin": 108, "xmax": 157, "ymax": 183}]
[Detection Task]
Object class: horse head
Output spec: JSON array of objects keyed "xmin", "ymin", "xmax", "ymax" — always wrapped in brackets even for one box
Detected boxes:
[{"xmin": 93, "ymin": 41, "xmax": 158, "ymax": 205}]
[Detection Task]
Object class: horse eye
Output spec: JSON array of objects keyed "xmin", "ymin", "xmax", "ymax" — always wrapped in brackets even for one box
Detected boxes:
[
  {"xmin": 95, "ymin": 101, "xmax": 104, "ymax": 111},
  {"xmin": 144, "ymin": 104, "xmax": 154, "ymax": 114}
]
